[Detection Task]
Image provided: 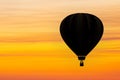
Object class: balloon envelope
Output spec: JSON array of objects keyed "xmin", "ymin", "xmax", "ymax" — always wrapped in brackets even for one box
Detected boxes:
[{"xmin": 60, "ymin": 13, "xmax": 104, "ymax": 66}]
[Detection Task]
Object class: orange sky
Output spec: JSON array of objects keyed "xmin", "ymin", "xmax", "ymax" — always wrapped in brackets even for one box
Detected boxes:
[
  {"xmin": 0, "ymin": 0, "xmax": 120, "ymax": 80},
  {"xmin": 0, "ymin": 0, "xmax": 120, "ymax": 42}
]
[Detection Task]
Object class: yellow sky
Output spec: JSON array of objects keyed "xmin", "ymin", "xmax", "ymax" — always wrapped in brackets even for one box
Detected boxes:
[{"xmin": 0, "ymin": 0, "xmax": 120, "ymax": 80}]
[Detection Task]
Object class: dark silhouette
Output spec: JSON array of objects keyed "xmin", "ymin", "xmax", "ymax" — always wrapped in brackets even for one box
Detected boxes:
[{"xmin": 60, "ymin": 13, "xmax": 104, "ymax": 66}]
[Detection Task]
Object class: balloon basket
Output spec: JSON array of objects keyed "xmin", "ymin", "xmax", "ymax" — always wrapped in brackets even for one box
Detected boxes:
[{"xmin": 80, "ymin": 60, "xmax": 84, "ymax": 66}]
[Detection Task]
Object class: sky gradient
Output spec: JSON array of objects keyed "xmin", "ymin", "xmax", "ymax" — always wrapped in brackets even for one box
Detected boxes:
[{"xmin": 0, "ymin": 0, "xmax": 120, "ymax": 80}]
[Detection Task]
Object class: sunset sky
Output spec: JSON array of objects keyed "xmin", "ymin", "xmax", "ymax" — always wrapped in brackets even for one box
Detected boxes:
[{"xmin": 0, "ymin": 0, "xmax": 120, "ymax": 80}]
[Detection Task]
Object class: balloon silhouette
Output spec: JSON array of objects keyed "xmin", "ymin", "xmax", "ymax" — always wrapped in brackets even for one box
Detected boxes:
[{"xmin": 60, "ymin": 13, "xmax": 104, "ymax": 66}]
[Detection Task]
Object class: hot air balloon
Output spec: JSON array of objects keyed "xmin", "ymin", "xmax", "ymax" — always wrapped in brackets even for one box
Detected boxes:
[{"xmin": 60, "ymin": 13, "xmax": 104, "ymax": 66}]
